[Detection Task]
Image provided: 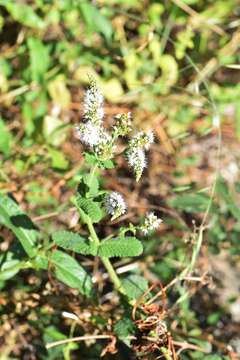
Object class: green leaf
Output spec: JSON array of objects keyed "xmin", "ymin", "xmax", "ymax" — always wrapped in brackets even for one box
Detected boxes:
[
  {"xmin": 50, "ymin": 250, "xmax": 93, "ymax": 297},
  {"xmin": 43, "ymin": 116, "xmax": 68, "ymax": 147},
  {"xmin": 0, "ymin": 118, "xmax": 12, "ymax": 156},
  {"xmin": 0, "ymin": 252, "xmax": 23, "ymax": 281},
  {"xmin": 1, "ymin": 2, "xmax": 45, "ymax": 29},
  {"xmin": 52, "ymin": 231, "xmax": 97, "ymax": 256},
  {"xmin": 122, "ymin": 274, "xmax": 148, "ymax": 300},
  {"xmin": 48, "ymin": 74, "xmax": 71, "ymax": 109},
  {"xmin": 98, "ymin": 237, "xmax": 143, "ymax": 258},
  {"xmin": 0, "ymin": 193, "xmax": 38, "ymax": 257},
  {"xmin": 84, "ymin": 152, "xmax": 98, "ymax": 166},
  {"xmin": 170, "ymin": 193, "xmax": 214, "ymax": 213},
  {"xmin": 44, "ymin": 326, "xmax": 67, "ymax": 360},
  {"xmin": 216, "ymin": 176, "xmax": 240, "ymax": 220},
  {"xmin": 27, "ymin": 37, "xmax": 50, "ymax": 83},
  {"xmin": 48, "ymin": 147, "xmax": 69, "ymax": 170},
  {"xmin": 79, "ymin": 3, "xmax": 112, "ymax": 41},
  {"xmin": 114, "ymin": 317, "xmax": 136, "ymax": 346},
  {"xmin": 100, "ymin": 159, "xmax": 115, "ymax": 169},
  {"xmin": 76, "ymin": 196, "xmax": 103, "ymax": 223},
  {"xmin": 83, "ymin": 174, "xmax": 99, "ymax": 197}
]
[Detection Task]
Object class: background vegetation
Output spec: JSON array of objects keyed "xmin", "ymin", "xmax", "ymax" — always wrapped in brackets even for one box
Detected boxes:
[{"xmin": 0, "ymin": 0, "xmax": 240, "ymax": 359}]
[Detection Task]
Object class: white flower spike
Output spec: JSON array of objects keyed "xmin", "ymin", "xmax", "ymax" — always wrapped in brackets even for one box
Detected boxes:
[
  {"xmin": 84, "ymin": 78, "xmax": 104, "ymax": 125},
  {"xmin": 140, "ymin": 212, "xmax": 162, "ymax": 235},
  {"xmin": 126, "ymin": 130, "xmax": 154, "ymax": 181},
  {"xmin": 104, "ymin": 192, "xmax": 127, "ymax": 220},
  {"xmin": 126, "ymin": 147, "xmax": 146, "ymax": 182}
]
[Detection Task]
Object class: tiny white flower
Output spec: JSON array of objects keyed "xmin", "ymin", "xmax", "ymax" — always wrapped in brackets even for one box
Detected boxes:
[
  {"xmin": 104, "ymin": 192, "xmax": 127, "ymax": 220},
  {"xmin": 140, "ymin": 212, "xmax": 162, "ymax": 235},
  {"xmin": 113, "ymin": 112, "xmax": 132, "ymax": 137},
  {"xmin": 129, "ymin": 130, "xmax": 154, "ymax": 150},
  {"xmin": 126, "ymin": 147, "xmax": 146, "ymax": 182},
  {"xmin": 75, "ymin": 122, "xmax": 101, "ymax": 147},
  {"xmin": 144, "ymin": 131, "xmax": 154, "ymax": 150}
]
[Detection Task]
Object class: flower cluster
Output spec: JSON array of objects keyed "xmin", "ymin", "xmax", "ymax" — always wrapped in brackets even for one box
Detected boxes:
[
  {"xmin": 126, "ymin": 131, "xmax": 154, "ymax": 181},
  {"xmin": 76, "ymin": 80, "xmax": 154, "ymax": 177},
  {"xmin": 140, "ymin": 212, "xmax": 162, "ymax": 235},
  {"xmin": 75, "ymin": 79, "xmax": 115, "ymax": 160},
  {"xmin": 104, "ymin": 192, "xmax": 127, "ymax": 220}
]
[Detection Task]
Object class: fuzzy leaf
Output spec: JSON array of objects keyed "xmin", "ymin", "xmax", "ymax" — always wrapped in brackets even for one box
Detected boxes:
[
  {"xmin": 98, "ymin": 237, "xmax": 143, "ymax": 258},
  {"xmin": 76, "ymin": 196, "xmax": 103, "ymax": 223},
  {"xmin": 52, "ymin": 231, "xmax": 97, "ymax": 256},
  {"xmin": 50, "ymin": 250, "xmax": 93, "ymax": 297}
]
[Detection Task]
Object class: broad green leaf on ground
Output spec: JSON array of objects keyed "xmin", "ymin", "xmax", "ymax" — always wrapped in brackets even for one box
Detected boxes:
[
  {"xmin": 52, "ymin": 231, "xmax": 97, "ymax": 255},
  {"xmin": 0, "ymin": 118, "xmax": 12, "ymax": 156},
  {"xmin": 114, "ymin": 317, "xmax": 136, "ymax": 346},
  {"xmin": 216, "ymin": 176, "xmax": 240, "ymax": 219},
  {"xmin": 79, "ymin": 3, "xmax": 112, "ymax": 41},
  {"xmin": 0, "ymin": 252, "xmax": 23, "ymax": 281},
  {"xmin": 44, "ymin": 326, "xmax": 67, "ymax": 360},
  {"xmin": 170, "ymin": 193, "xmax": 216, "ymax": 213},
  {"xmin": 0, "ymin": 193, "xmax": 38, "ymax": 257},
  {"xmin": 122, "ymin": 274, "xmax": 148, "ymax": 300},
  {"xmin": 48, "ymin": 75, "xmax": 71, "ymax": 109},
  {"xmin": 50, "ymin": 250, "xmax": 93, "ymax": 297},
  {"xmin": 98, "ymin": 237, "xmax": 143, "ymax": 258},
  {"xmin": 0, "ymin": 1, "xmax": 45, "ymax": 29},
  {"xmin": 48, "ymin": 147, "xmax": 69, "ymax": 170},
  {"xmin": 43, "ymin": 116, "xmax": 68, "ymax": 147},
  {"xmin": 27, "ymin": 37, "xmax": 50, "ymax": 83}
]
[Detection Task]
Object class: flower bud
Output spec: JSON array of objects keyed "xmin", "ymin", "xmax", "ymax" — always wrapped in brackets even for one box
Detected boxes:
[{"xmin": 104, "ymin": 192, "xmax": 127, "ymax": 220}]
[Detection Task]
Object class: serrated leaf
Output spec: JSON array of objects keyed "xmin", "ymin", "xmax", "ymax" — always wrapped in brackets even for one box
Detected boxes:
[
  {"xmin": 50, "ymin": 250, "xmax": 93, "ymax": 297},
  {"xmin": 76, "ymin": 196, "xmax": 103, "ymax": 223},
  {"xmin": 0, "ymin": 193, "xmax": 38, "ymax": 258},
  {"xmin": 52, "ymin": 231, "xmax": 97, "ymax": 256},
  {"xmin": 98, "ymin": 237, "xmax": 143, "ymax": 258},
  {"xmin": 122, "ymin": 274, "xmax": 148, "ymax": 300}
]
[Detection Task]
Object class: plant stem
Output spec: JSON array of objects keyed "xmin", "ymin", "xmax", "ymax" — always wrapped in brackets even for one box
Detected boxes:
[
  {"xmin": 86, "ymin": 218, "xmax": 127, "ymax": 297},
  {"xmin": 101, "ymin": 256, "xmax": 127, "ymax": 296},
  {"xmin": 88, "ymin": 163, "xmax": 98, "ymax": 194}
]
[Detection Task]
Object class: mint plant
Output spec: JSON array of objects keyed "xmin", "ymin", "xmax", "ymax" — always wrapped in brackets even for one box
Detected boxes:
[{"xmin": 0, "ymin": 79, "xmax": 162, "ymax": 303}]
